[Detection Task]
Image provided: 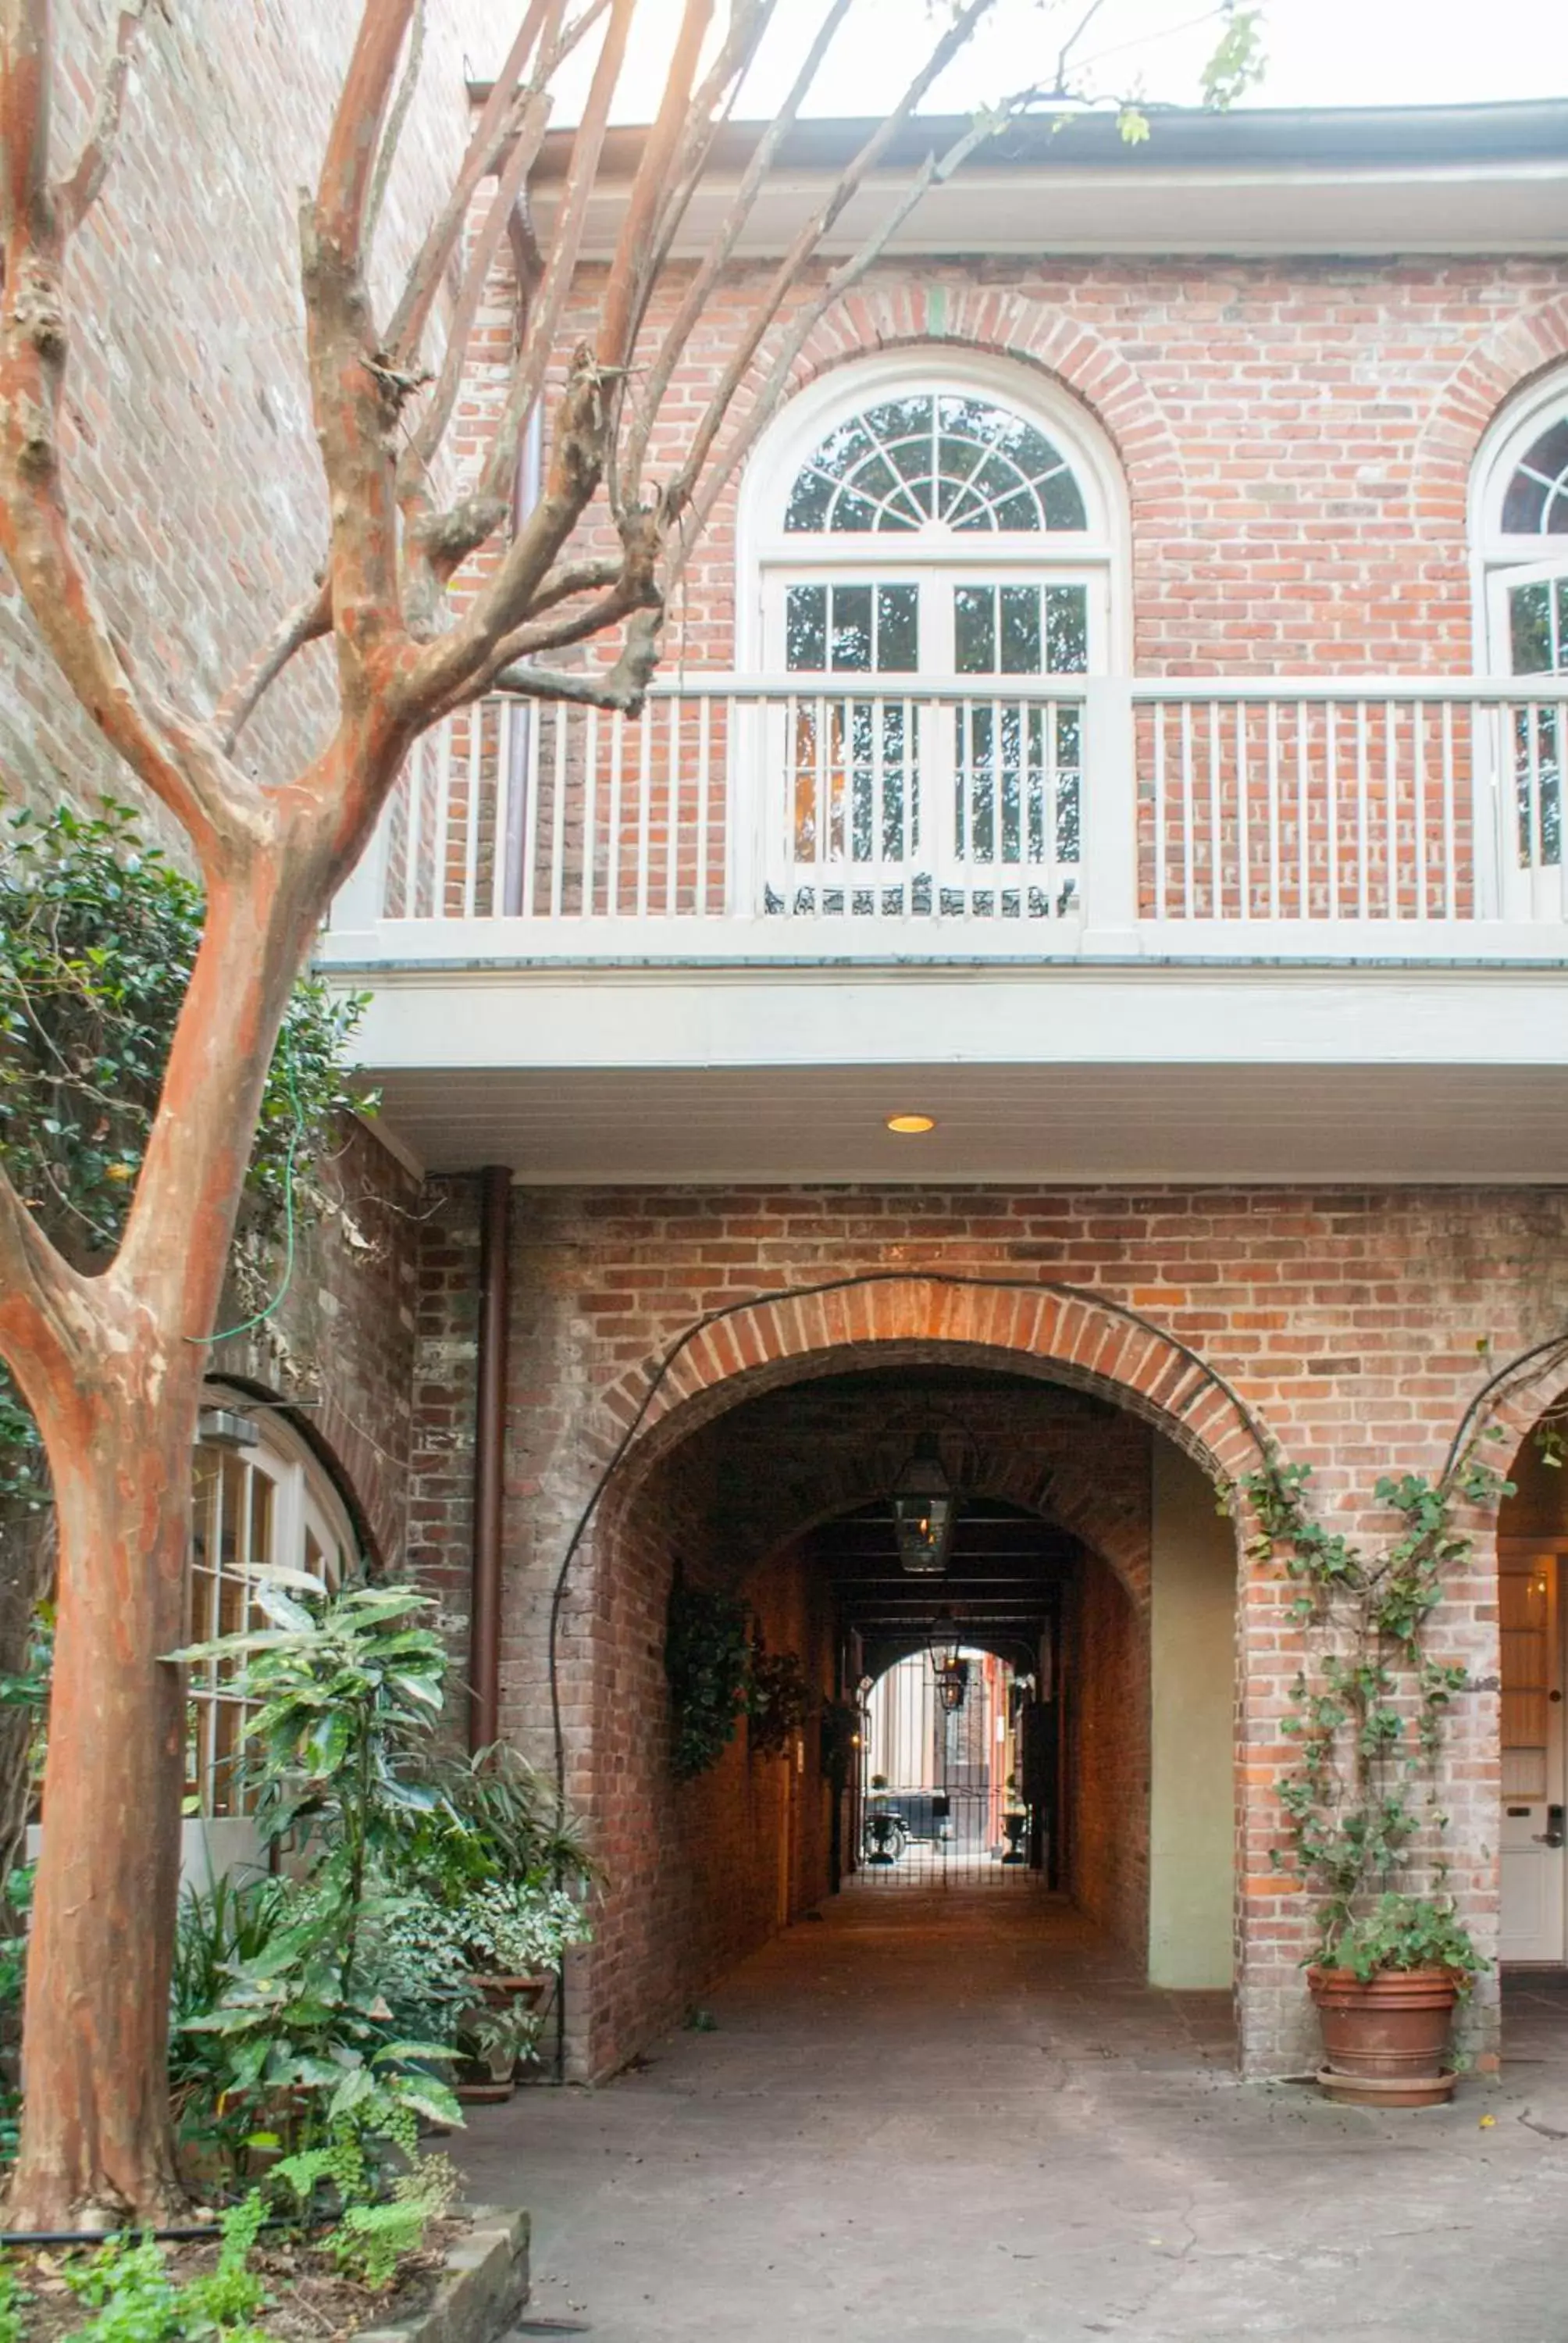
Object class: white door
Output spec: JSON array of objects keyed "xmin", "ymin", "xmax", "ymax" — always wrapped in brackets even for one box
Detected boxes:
[
  {"xmin": 1499, "ymin": 1545, "xmax": 1566, "ymax": 1963},
  {"xmin": 763, "ymin": 565, "xmax": 1101, "ymax": 919},
  {"xmin": 1487, "ymin": 558, "xmax": 1566, "ymax": 919}
]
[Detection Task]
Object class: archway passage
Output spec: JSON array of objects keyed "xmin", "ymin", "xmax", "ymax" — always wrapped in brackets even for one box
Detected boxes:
[{"xmin": 578, "ymin": 1357, "xmax": 1238, "ymax": 2080}]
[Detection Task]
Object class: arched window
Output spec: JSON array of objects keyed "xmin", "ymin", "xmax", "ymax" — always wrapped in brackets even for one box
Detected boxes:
[
  {"xmin": 1474, "ymin": 373, "xmax": 1568, "ymax": 871},
  {"xmin": 1477, "ymin": 376, "xmax": 1568, "ymax": 678},
  {"xmin": 741, "ymin": 356, "xmax": 1123, "ymax": 923},
  {"xmin": 186, "ymin": 1393, "xmax": 355, "ymax": 1821}
]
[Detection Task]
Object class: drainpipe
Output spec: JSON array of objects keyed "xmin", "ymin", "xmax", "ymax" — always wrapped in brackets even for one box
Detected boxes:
[
  {"xmin": 469, "ymin": 1165, "xmax": 511, "ymax": 1753},
  {"xmin": 501, "ymin": 201, "xmax": 544, "ymax": 915}
]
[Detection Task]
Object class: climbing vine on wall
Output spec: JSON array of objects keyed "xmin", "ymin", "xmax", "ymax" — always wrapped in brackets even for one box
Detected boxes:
[
  {"xmin": 1237, "ymin": 1439, "xmax": 1513, "ymax": 1974},
  {"xmin": 664, "ymin": 1582, "xmax": 814, "ymax": 1778}
]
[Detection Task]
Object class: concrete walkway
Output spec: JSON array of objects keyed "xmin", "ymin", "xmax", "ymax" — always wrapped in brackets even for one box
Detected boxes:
[{"xmin": 456, "ymin": 1885, "xmax": 1568, "ymax": 2342}]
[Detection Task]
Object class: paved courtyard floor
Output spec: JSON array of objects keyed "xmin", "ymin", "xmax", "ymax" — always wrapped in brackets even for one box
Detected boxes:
[{"xmin": 455, "ymin": 1884, "xmax": 1568, "ymax": 2342}]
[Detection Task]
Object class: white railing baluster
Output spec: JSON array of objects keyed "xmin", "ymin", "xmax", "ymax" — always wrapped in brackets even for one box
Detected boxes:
[
  {"xmin": 1356, "ymin": 700, "xmax": 1370, "ymax": 922},
  {"xmin": 608, "ymin": 711, "xmax": 625, "ymax": 918},
  {"xmin": 665, "ymin": 695, "xmax": 679, "ymax": 916},
  {"xmin": 636, "ymin": 699, "xmax": 651, "ymax": 918},
  {"xmin": 1265, "ymin": 700, "xmax": 1279, "ymax": 922},
  {"xmin": 461, "ymin": 700, "xmax": 480, "ymax": 920},
  {"xmin": 1181, "ymin": 701, "xmax": 1195, "ymax": 919},
  {"xmin": 1441, "ymin": 699, "xmax": 1457, "ymax": 920},
  {"xmin": 696, "ymin": 692, "xmax": 711, "ymax": 918},
  {"xmin": 1326, "ymin": 701, "xmax": 1340, "ymax": 919},
  {"xmin": 1207, "ymin": 701, "xmax": 1222, "ymax": 918},
  {"xmin": 320, "ymin": 673, "xmax": 1568, "ymax": 960},
  {"xmin": 549, "ymin": 704, "xmax": 567, "ymax": 922},
  {"xmin": 1384, "ymin": 700, "xmax": 1397, "ymax": 921},
  {"xmin": 1235, "ymin": 701, "xmax": 1249, "ymax": 921},
  {"xmin": 1153, "ymin": 701, "xmax": 1167, "ymax": 922},
  {"xmin": 583, "ymin": 708, "xmax": 599, "ymax": 920},
  {"xmin": 1295, "ymin": 701, "xmax": 1308, "ymax": 918}
]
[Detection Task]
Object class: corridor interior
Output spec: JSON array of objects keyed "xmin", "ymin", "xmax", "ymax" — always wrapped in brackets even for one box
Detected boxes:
[{"xmin": 582, "ymin": 1361, "xmax": 1238, "ymax": 2084}]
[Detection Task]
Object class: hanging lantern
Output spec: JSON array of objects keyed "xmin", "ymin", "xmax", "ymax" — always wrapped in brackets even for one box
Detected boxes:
[
  {"xmin": 892, "ymin": 1436, "xmax": 957, "ymax": 1576},
  {"xmin": 926, "ymin": 1609, "xmax": 970, "ymax": 1713}
]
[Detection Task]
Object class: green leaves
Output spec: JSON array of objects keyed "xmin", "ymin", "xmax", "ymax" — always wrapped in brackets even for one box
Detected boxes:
[
  {"xmin": 1249, "ymin": 1439, "xmax": 1500, "ymax": 1981},
  {"xmin": 0, "ymin": 798, "xmax": 369, "ymax": 1507},
  {"xmin": 665, "ymin": 1581, "xmax": 755, "ymax": 1781}
]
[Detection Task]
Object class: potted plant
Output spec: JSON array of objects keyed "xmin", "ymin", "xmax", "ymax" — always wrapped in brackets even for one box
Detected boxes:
[
  {"xmin": 864, "ymin": 1774, "xmax": 901, "ymax": 1864},
  {"xmin": 1000, "ymin": 1775, "xmax": 1028, "ymax": 1866},
  {"xmin": 1307, "ymin": 1893, "xmax": 1485, "ymax": 2106}
]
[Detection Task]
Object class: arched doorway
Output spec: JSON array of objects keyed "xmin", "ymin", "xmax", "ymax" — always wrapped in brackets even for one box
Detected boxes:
[{"xmin": 574, "ymin": 1346, "xmax": 1241, "ymax": 2081}]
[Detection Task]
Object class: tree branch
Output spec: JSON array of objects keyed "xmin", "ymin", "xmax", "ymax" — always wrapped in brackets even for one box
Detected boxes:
[
  {"xmin": 486, "ymin": 608, "xmax": 662, "ymax": 713},
  {"xmin": 315, "ymin": 0, "xmax": 416, "ymax": 269},
  {"xmin": 0, "ymin": 1156, "xmax": 87, "ymax": 1401},
  {"xmin": 363, "ymin": 0, "xmax": 426, "ymax": 250},
  {"xmin": 387, "ymin": 0, "xmax": 561, "ymax": 362},
  {"xmin": 620, "ymin": 0, "xmax": 850, "ymax": 508},
  {"xmin": 0, "ymin": 3, "xmax": 264, "ymax": 868},
  {"xmin": 657, "ymin": 0, "xmax": 1000, "ymax": 537},
  {"xmin": 52, "ymin": 0, "xmax": 152, "ymax": 238},
  {"xmin": 213, "ymin": 576, "xmax": 331, "ymax": 753}
]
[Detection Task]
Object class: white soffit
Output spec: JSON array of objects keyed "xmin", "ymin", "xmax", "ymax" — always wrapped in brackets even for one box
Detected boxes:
[{"xmin": 369, "ymin": 1059, "xmax": 1568, "ymax": 1184}]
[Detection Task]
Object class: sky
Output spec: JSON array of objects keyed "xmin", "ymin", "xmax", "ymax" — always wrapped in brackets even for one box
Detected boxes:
[{"xmin": 529, "ymin": 0, "xmax": 1568, "ymax": 122}]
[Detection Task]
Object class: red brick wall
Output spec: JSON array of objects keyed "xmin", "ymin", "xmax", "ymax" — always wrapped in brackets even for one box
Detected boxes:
[
  {"xmin": 508, "ymin": 254, "xmax": 1568, "ymax": 679},
  {"xmin": 484, "ymin": 1180, "xmax": 1568, "ymax": 2075}
]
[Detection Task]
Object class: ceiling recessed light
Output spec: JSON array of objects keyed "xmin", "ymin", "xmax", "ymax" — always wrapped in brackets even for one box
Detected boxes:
[{"xmin": 886, "ymin": 1113, "xmax": 935, "ymax": 1135}]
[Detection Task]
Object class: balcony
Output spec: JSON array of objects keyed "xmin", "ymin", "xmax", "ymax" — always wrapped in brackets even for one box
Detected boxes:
[
  {"xmin": 322, "ymin": 674, "xmax": 1568, "ymax": 1183},
  {"xmin": 322, "ymin": 674, "xmax": 1568, "ymax": 969}
]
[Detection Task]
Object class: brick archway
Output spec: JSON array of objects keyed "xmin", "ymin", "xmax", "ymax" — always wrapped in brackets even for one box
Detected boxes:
[
  {"xmin": 597, "ymin": 1275, "xmax": 1267, "ymax": 1493},
  {"xmin": 1412, "ymin": 293, "xmax": 1568, "ymax": 534},
  {"xmin": 780, "ymin": 294, "xmax": 1187, "ymax": 519}
]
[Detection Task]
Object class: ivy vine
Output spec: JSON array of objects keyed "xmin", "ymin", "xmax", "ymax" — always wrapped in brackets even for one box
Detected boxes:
[
  {"xmin": 0, "ymin": 800, "xmax": 372, "ymax": 1510},
  {"xmin": 1238, "ymin": 1438, "xmax": 1513, "ymax": 1977},
  {"xmin": 664, "ymin": 1581, "xmax": 814, "ymax": 1779}
]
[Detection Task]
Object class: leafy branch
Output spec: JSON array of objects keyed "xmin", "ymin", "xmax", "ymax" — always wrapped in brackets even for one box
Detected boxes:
[{"xmin": 1236, "ymin": 1435, "xmax": 1513, "ymax": 1970}]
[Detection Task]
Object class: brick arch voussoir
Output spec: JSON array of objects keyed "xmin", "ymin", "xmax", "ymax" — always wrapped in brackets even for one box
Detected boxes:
[
  {"xmin": 776, "ymin": 288, "xmax": 1188, "ymax": 515},
  {"xmin": 593, "ymin": 1277, "xmax": 1265, "ymax": 1500},
  {"xmin": 1413, "ymin": 295, "xmax": 1568, "ymax": 524}
]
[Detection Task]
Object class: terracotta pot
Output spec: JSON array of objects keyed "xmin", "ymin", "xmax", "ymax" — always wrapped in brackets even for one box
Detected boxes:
[
  {"xmin": 1308, "ymin": 1964, "xmax": 1460, "ymax": 2106},
  {"xmin": 460, "ymin": 1971, "xmax": 548, "ymax": 2007}
]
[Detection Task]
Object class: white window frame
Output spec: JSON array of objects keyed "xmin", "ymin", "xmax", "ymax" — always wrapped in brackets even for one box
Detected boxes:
[
  {"xmin": 1470, "ymin": 368, "xmax": 1568, "ymax": 677},
  {"xmin": 184, "ymin": 1392, "xmax": 355, "ymax": 1870},
  {"xmin": 735, "ymin": 348, "xmax": 1131, "ymax": 676}
]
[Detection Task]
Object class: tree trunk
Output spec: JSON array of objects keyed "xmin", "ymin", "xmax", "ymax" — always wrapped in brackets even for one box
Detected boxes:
[{"xmin": 5, "ymin": 1358, "xmax": 197, "ymax": 2227}]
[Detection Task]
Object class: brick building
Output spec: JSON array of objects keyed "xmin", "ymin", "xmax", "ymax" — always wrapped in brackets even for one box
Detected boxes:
[
  {"xmin": 11, "ymin": 20, "xmax": 1568, "ymax": 2085},
  {"xmin": 323, "ymin": 96, "xmax": 1568, "ymax": 2082}
]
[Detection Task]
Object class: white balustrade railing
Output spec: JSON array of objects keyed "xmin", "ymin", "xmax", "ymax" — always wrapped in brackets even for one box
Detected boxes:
[{"xmin": 323, "ymin": 675, "xmax": 1568, "ymax": 962}]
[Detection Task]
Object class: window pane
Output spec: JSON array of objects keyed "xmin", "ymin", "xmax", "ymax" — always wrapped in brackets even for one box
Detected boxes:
[
  {"xmin": 830, "ymin": 586, "xmax": 873, "ymax": 671},
  {"xmin": 1510, "ymin": 580, "xmax": 1553, "ymax": 676},
  {"xmin": 1502, "ymin": 418, "xmax": 1568, "ymax": 536},
  {"xmin": 1000, "ymin": 587, "xmax": 1042, "ymax": 675},
  {"xmin": 954, "ymin": 587, "xmax": 995, "ymax": 675},
  {"xmin": 1046, "ymin": 587, "xmax": 1089, "ymax": 675},
  {"xmin": 876, "ymin": 585, "xmax": 919, "ymax": 673},
  {"xmin": 786, "ymin": 391, "xmax": 1087, "ymax": 534},
  {"xmin": 787, "ymin": 583, "xmax": 827, "ymax": 672}
]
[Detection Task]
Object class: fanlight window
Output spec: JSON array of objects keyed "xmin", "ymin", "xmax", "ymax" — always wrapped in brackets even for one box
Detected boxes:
[
  {"xmin": 784, "ymin": 394, "xmax": 1087, "ymax": 536},
  {"xmin": 1501, "ymin": 415, "xmax": 1568, "ymax": 537}
]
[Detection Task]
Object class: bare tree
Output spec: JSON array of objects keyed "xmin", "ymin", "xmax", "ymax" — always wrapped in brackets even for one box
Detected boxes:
[{"xmin": 0, "ymin": 0, "xmax": 1260, "ymax": 2223}]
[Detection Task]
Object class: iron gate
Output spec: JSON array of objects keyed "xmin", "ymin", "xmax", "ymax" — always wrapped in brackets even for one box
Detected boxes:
[{"xmin": 855, "ymin": 1647, "xmax": 1037, "ymax": 1887}]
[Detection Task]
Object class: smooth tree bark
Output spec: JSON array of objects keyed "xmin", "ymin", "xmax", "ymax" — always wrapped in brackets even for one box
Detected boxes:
[{"xmin": 0, "ymin": 0, "xmax": 1256, "ymax": 2223}]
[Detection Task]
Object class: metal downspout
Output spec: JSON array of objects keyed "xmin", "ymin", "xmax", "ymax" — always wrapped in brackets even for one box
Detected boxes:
[{"xmin": 469, "ymin": 1164, "xmax": 511, "ymax": 1753}]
